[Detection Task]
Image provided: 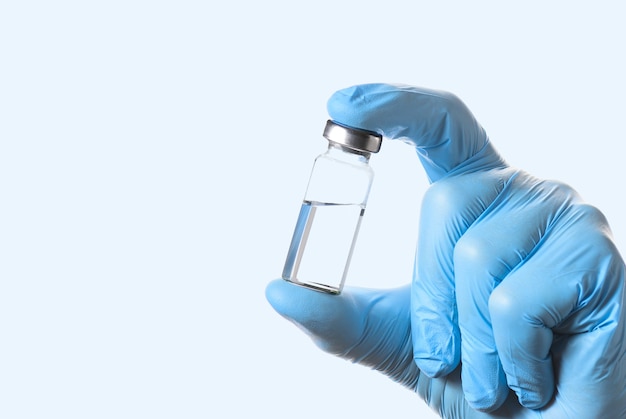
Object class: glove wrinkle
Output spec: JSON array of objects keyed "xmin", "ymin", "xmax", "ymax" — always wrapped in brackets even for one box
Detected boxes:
[{"xmin": 341, "ymin": 290, "xmax": 421, "ymax": 390}]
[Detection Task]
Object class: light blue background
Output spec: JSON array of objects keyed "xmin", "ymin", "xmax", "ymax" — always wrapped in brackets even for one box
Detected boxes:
[{"xmin": 2, "ymin": 1, "xmax": 624, "ymax": 418}]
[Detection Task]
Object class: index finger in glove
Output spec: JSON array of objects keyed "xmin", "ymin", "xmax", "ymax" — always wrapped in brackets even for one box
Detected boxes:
[{"xmin": 326, "ymin": 83, "xmax": 506, "ymax": 183}]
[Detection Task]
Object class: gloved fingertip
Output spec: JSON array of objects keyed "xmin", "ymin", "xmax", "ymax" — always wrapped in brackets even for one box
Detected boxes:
[
  {"xmin": 265, "ymin": 278, "xmax": 287, "ymax": 310},
  {"xmin": 265, "ymin": 278, "xmax": 343, "ymax": 330},
  {"xmin": 465, "ymin": 388, "xmax": 509, "ymax": 413},
  {"xmin": 414, "ymin": 357, "xmax": 458, "ymax": 378},
  {"xmin": 265, "ymin": 278, "xmax": 311, "ymax": 318},
  {"xmin": 516, "ymin": 387, "xmax": 554, "ymax": 410},
  {"xmin": 327, "ymin": 87, "xmax": 367, "ymax": 131},
  {"xmin": 412, "ymin": 314, "xmax": 461, "ymax": 378},
  {"xmin": 326, "ymin": 83, "xmax": 397, "ymax": 135}
]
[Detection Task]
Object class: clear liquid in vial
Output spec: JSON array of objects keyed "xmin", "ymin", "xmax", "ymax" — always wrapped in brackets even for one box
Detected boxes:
[{"xmin": 282, "ymin": 200, "xmax": 365, "ymax": 294}]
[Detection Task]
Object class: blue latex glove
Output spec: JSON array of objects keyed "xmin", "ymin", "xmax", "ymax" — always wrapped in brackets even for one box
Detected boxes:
[
  {"xmin": 266, "ymin": 280, "xmax": 532, "ymax": 418},
  {"xmin": 268, "ymin": 84, "xmax": 626, "ymax": 417}
]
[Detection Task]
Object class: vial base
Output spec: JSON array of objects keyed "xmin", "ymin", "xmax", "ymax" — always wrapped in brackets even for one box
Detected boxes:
[{"xmin": 282, "ymin": 200, "xmax": 364, "ymax": 294}]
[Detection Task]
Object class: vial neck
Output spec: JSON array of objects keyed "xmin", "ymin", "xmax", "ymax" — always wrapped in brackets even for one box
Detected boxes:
[{"xmin": 327, "ymin": 142, "xmax": 371, "ymax": 163}]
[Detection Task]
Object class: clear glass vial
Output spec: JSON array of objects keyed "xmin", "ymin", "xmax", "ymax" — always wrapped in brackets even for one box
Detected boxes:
[{"xmin": 282, "ymin": 120, "xmax": 382, "ymax": 294}]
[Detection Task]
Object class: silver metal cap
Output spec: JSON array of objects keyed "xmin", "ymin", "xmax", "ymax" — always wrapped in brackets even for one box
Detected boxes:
[{"xmin": 323, "ymin": 120, "xmax": 382, "ymax": 154}]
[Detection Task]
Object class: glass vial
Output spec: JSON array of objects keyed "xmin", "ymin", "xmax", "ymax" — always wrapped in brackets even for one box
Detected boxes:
[{"xmin": 282, "ymin": 120, "xmax": 382, "ymax": 294}]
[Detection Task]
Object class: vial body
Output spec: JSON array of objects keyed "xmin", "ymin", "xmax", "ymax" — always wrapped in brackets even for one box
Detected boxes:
[{"xmin": 282, "ymin": 142, "xmax": 375, "ymax": 294}]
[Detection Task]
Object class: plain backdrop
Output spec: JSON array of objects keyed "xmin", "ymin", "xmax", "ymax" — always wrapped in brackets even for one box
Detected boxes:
[{"xmin": 1, "ymin": 1, "xmax": 625, "ymax": 418}]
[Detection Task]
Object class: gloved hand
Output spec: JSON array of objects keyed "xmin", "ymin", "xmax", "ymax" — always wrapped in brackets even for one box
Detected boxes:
[
  {"xmin": 267, "ymin": 84, "xmax": 626, "ymax": 418},
  {"xmin": 267, "ymin": 279, "xmax": 532, "ymax": 418}
]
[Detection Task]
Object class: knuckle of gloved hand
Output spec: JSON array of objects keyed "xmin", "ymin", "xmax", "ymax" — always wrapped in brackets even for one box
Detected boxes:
[
  {"xmin": 454, "ymin": 234, "xmax": 497, "ymax": 273},
  {"xmin": 423, "ymin": 178, "xmax": 472, "ymax": 214},
  {"xmin": 487, "ymin": 283, "xmax": 524, "ymax": 322}
]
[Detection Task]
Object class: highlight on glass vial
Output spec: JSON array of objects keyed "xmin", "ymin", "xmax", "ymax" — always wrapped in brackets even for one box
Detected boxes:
[{"xmin": 282, "ymin": 120, "xmax": 382, "ymax": 294}]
